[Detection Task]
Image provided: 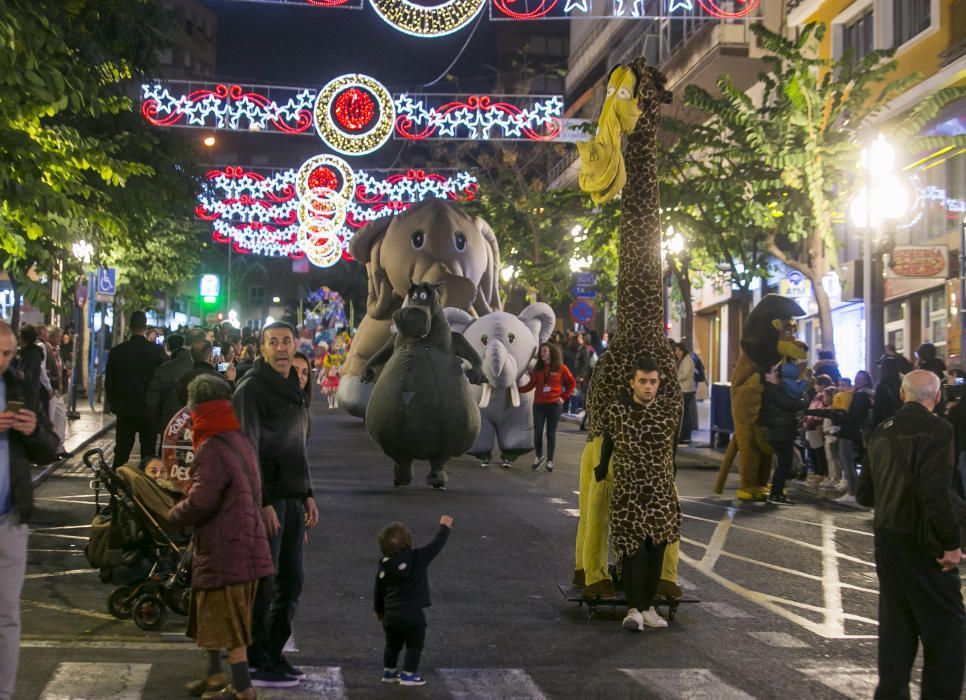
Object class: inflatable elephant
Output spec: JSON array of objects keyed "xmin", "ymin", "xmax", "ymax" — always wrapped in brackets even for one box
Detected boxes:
[
  {"xmin": 361, "ymin": 281, "xmax": 485, "ymax": 490},
  {"xmin": 338, "ymin": 200, "xmax": 502, "ymax": 417},
  {"xmin": 446, "ymin": 304, "xmax": 555, "ymax": 467}
]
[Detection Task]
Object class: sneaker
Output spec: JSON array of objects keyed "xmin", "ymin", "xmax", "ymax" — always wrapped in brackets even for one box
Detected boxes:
[
  {"xmin": 622, "ymin": 608, "xmax": 643, "ymax": 632},
  {"xmin": 382, "ymin": 668, "xmax": 400, "ymax": 684},
  {"xmin": 250, "ymin": 667, "xmax": 300, "ymax": 688},
  {"xmin": 768, "ymin": 494, "xmax": 794, "ymax": 505},
  {"xmin": 641, "ymin": 607, "xmax": 669, "ymax": 628},
  {"xmin": 480, "ymin": 458, "xmax": 490, "ymax": 468},
  {"xmin": 399, "ymin": 671, "xmax": 426, "ymax": 686},
  {"xmin": 274, "ymin": 655, "xmax": 305, "ymax": 678},
  {"xmin": 836, "ymin": 493, "xmax": 857, "ymax": 504},
  {"xmin": 501, "ymin": 459, "xmax": 511, "ymax": 469},
  {"xmin": 531, "ymin": 457, "xmax": 544, "ymax": 470},
  {"xmin": 545, "ymin": 460, "xmax": 554, "ymax": 472}
]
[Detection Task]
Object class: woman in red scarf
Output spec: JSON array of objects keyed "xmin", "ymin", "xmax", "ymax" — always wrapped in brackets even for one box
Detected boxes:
[{"xmin": 169, "ymin": 375, "xmax": 275, "ymax": 699}]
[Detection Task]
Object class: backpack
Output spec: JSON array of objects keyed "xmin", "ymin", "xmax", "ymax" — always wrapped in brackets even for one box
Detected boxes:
[{"xmin": 693, "ymin": 353, "xmax": 707, "ymax": 385}]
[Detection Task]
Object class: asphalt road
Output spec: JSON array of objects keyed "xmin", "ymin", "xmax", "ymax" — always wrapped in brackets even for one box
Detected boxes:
[{"xmin": 13, "ymin": 404, "xmax": 962, "ymax": 699}]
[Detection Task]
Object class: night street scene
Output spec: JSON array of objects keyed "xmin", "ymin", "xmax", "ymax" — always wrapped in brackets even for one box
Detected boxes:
[{"xmin": 2, "ymin": 0, "xmax": 966, "ymax": 698}]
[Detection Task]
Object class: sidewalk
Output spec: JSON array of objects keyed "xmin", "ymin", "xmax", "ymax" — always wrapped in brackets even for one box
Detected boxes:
[{"xmin": 33, "ymin": 400, "xmax": 116, "ymax": 485}]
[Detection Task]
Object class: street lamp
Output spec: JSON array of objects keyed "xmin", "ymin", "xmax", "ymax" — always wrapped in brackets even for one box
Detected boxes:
[
  {"xmin": 72, "ymin": 240, "xmax": 94, "ymax": 264},
  {"xmin": 849, "ymin": 134, "xmax": 909, "ymax": 376}
]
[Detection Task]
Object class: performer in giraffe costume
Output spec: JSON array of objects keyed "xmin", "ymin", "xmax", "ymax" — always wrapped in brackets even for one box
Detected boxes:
[{"xmin": 573, "ymin": 59, "xmax": 683, "ymax": 601}]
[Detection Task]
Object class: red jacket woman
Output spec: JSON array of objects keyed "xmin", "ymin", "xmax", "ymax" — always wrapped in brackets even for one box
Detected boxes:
[{"xmin": 520, "ymin": 342, "xmax": 575, "ymax": 472}]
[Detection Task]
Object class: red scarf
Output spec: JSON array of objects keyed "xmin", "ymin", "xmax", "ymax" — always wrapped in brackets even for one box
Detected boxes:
[{"xmin": 191, "ymin": 400, "xmax": 240, "ymax": 451}]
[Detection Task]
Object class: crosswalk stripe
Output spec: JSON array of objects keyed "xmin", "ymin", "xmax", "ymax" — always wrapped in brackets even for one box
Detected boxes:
[
  {"xmin": 747, "ymin": 631, "xmax": 809, "ymax": 648},
  {"xmin": 258, "ymin": 667, "xmax": 346, "ymax": 700},
  {"xmin": 621, "ymin": 668, "xmax": 754, "ymax": 699},
  {"xmin": 562, "ymin": 508, "xmax": 580, "ymax": 517},
  {"xmin": 798, "ymin": 665, "xmax": 891, "ymax": 699},
  {"xmin": 438, "ymin": 667, "xmax": 550, "ymax": 699},
  {"xmin": 40, "ymin": 662, "xmax": 151, "ymax": 699},
  {"xmin": 701, "ymin": 601, "xmax": 751, "ymax": 619}
]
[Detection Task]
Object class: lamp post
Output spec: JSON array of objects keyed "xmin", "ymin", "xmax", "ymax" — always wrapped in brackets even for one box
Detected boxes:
[
  {"xmin": 849, "ymin": 134, "xmax": 909, "ymax": 378},
  {"xmin": 68, "ymin": 241, "xmax": 94, "ymax": 420}
]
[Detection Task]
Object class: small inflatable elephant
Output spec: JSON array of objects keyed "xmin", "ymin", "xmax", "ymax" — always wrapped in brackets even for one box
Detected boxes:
[
  {"xmin": 338, "ymin": 200, "xmax": 502, "ymax": 417},
  {"xmin": 361, "ymin": 281, "xmax": 485, "ymax": 490},
  {"xmin": 447, "ymin": 304, "xmax": 555, "ymax": 467}
]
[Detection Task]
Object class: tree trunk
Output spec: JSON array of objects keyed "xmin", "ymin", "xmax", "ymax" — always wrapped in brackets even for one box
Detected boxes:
[
  {"xmin": 671, "ymin": 258, "xmax": 694, "ymax": 345},
  {"xmin": 767, "ymin": 239, "xmax": 836, "ymax": 358},
  {"xmin": 10, "ymin": 275, "xmax": 20, "ymax": 331}
]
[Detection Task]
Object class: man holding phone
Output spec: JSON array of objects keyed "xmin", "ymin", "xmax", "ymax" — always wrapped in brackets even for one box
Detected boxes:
[{"xmin": 0, "ymin": 321, "xmax": 60, "ymax": 700}]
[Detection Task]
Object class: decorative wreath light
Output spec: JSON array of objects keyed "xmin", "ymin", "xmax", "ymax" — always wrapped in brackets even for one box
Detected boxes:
[
  {"xmin": 369, "ymin": 0, "xmax": 486, "ymax": 38},
  {"xmin": 298, "ymin": 224, "xmax": 343, "ymax": 268},
  {"xmin": 314, "ymin": 74, "xmax": 395, "ymax": 156}
]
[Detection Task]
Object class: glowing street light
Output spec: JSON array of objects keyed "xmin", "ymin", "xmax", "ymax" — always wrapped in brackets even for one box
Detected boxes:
[
  {"xmin": 500, "ymin": 266, "xmax": 517, "ymax": 283},
  {"xmin": 72, "ymin": 240, "xmax": 94, "ymax": 264},
  {"xmin": 203, "ymin": 135, "xmax": 217, "ymax": 147}
]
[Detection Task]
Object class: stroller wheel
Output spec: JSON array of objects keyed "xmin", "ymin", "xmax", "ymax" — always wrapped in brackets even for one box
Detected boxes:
[
  {"xmin": 132, "ymin": 594, "xmax": 167, "ymax": 631},
  {"xmin": 107, "ymin": 586, "xmax": 134, "ymax": 620},
  {"xmin": 164, "ymin": 586, "xmax": 191, "ymax": 616}
]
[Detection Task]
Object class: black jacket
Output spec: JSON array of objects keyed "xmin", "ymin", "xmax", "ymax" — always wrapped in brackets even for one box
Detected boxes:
[
  {"xmin": 146, "ymin": 348, "xmax": 193, "ymax": 432},
  {"xmin": 374, "ymin": 525, "xmax": 450, "ymax": 618},
  {"xmin": 176, "ymin": 361, "xmax": 221, "ymax": 408},
  {"xmin": 232, "ymin": 358, "xmax": 311, "ymax": 505},
  {"xmin": 873, "ymin": 382, "xmax": 901, "ymax": 429},
  {"xmin": 105, "ymin": 335, "xmax": 166, "ymax": 417},
  {"xmin": 857, "ymin": 402, "xmax": 960, "ymax": 552},
  {"xmin": 761, "ymin": 381, "xmax": 807, "ymax": 443},
  {"xmin": 4, "ymin": 368, "xmax": 61, "ymax": 523}
]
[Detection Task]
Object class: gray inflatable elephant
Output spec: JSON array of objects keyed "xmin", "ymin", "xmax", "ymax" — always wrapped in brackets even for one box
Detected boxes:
[
  {"xmin": 338, "ymin": 200, "xmax": 502, "ymax": 417},
  {"xmin": 446, "ymin": 303, "xmax": 555, "ymax": 468}
]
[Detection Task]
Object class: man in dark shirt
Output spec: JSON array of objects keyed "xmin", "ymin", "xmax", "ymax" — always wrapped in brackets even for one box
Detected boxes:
[
  {"xmin": 857, "ymin": 369, "xmax": 964, "ymax": 699},
  {"xmin": 104, "ymin": 311, "xmax": 166, "ymax": 468}
]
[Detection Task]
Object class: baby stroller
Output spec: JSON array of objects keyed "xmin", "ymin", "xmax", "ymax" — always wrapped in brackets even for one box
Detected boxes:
[{"xmin": 83, "ymin": 448, "xmax": 192, "ymax": 631}]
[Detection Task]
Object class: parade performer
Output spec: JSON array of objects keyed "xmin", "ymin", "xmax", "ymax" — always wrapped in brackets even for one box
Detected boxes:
[
  {"xmin": 572, "ymin": 59, "xmax": 684, "ymax": 602},
  {"xmin": 360, "ymin": 281, "xmax": 485, "ymax": 489},
  {"xmin": 713, "ymin": 294, "xmax": 808, "ymax": 501},
  {"xmin": 319, "ymin": 361, "xmax": 341, "ymax": 410}
]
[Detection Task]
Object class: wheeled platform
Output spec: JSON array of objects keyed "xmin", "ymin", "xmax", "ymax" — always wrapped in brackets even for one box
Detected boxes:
[{"xmin": 557, "ymin": 583, "xmax": 698, "ymax": 621}]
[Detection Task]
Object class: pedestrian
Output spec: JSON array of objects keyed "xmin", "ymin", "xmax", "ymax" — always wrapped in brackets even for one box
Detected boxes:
[
  {"xmin": 836, "ymin": 371, "xmax": 874, "ymax": 505},
  {"xmin": 761, "ymin": 363, "xmax": 808, "ymax": 505},
  {"xmin": 104, "ymin": 311, "xmax": 167, "ymax": 468},
  {"xmin": 176, "ymin": 341, "xmax": 224, "ymax": 408},
  {"xmin": 232, "ymin": 322, "xmax": 318, "ymax": 687},
  {"xmin": 673, "ymin": 342, "xmax": 696, "ymax": 445},
  {"xmin": 916, "ymin": 342, "xmax": 946, "ymax": 384},
  {"xmin": 880, "ymin": 344, "xmax": 914, "ymax": 375},
  {"xmin": 15, "ymin": 326, "xmax": 45, "ymax": 415},
  {"xmin": 374, "ymin": 515, "xmax": 453, "ymax": 687},
  {"xmin": 803, "ymin": 378, "xmax": 831, "ymax": 485},
  {"xmin": 146, "ymin": 330, "xmax": 198, "ymax": 447},
  {"xmin": 234, "ymin": 342, "xmax": 257, "ymax": 383},
  {"xmin": 822, "ymin": 386, "xmax": 843, "ymax": 488},
  {"xmin": 0, "ymin": 321, "xmax": 60, "ymax": 700},
  {"xmin": 873, "ymin": 357, "xmax": 903, "ymax": 429},
  {"xmin": 39, "ymin": 326, "xmax": 66, "ymax": 453},
  {"xmin": 592, "ymin": 357, "xmax": 680, "ymax": 631},
  {"xmin": 813, "ymin": 350, "xmax": 842, "ymax": 383},
  {"xmin": 561, "ymin": 334, "xmax": 578, "ymax": 412},
  {"xmin": 573, "ymin": 333, "xmax": 595, "ymax": 413},
  {"xmin": 857, "ymin": 369, "xmax": 965, "ymax": 699},
  {"xmin": 292, "ymin": 352, "xmax": 313, "ymax": 434},
  {"xmin": 169, "ymin": 374, "xmax": 274, "ymax": 700},
  {"xmin": 519, "ymin": 342, "xmax": 575, "ymax": 473}
]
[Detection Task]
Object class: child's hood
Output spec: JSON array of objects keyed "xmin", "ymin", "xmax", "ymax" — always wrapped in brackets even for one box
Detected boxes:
[{"xmin": 379, "ymin": 549, "xmax": 415, "ymax": 585}]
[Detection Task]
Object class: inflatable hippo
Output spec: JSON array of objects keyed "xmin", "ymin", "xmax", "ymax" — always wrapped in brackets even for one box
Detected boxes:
[{"xmin": 361, "ymin": 281, "xmax": 485, "ymax": 489}]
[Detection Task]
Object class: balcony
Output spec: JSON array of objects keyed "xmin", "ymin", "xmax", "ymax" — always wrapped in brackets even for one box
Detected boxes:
[{"xmin": 659, "ymin": 21, "xmax": 765, "ymax": 95}]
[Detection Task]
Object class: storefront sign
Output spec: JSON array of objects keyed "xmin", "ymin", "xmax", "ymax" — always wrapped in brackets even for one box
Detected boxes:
[
  {"xmin": 885, "ymin": 245, "xmax": 948, "ymax": 279},
  {"xmin": 779, "ymin": 271, "xmax": 812, "ymax": 300}
]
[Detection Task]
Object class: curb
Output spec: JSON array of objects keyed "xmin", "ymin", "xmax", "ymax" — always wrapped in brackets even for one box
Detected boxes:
[{"xmin": 31, "ymin": 419, "xmax": 117, "ymax": 487}]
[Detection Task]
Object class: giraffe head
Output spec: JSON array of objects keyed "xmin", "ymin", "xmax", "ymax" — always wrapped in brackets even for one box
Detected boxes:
[{"xmin": 626, "ymin": 58, "xmax": 673, "ymax": 132}]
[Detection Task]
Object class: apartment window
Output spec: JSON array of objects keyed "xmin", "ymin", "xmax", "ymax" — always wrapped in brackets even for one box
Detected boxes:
[
  {"xmin": 249, "ymin": 286, "xmax": 264, "ymax": 305},
  {"xmin": 183, "ymin": 50, "xmax": 192, "ymax": 69},
  {"xmin": 158, "ymin": 48, "xmax": 173, "ymax": 65},
  {"xmin": 842, "ymin": 10, "xmax": 874, "ymax": 67},
  {"xmin": 922, "ymin": 289, "xmax": 947, "ymax": 356},
  {"xmin": 893, "ymin": 0, "xmax": 930, "ymax": 46}
]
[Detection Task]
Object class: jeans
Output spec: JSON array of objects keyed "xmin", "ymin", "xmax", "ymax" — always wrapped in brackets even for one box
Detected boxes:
[
  {"xmin": 113, "ymin": 415, "xmax": 157, "ymax": 469},
  {"xmin": 621, "ymin": 538, "xmax": 667, "ymax": 612},
  {"xmin": 0, "ymin": 514, "xmax": 28, "ymax": 700},
  {"xmin": 383, "ymin": 611, "xmax": 426, "ymax": 673},
  {"xmin": 874, "ymin": 530, "xmax": 965, "ymax": 699},
  {"xmin": 249, "ymin": 498, "xmax": 305, "ymax": 666},
  {"xmin": 679, "ymin": 392, "xmax": 696, "ymax": 442},
  {"xmin": 839, "ymin": 438, "xmax": 858, "ymax": 495},
  {"xmin": 533, "ymin": 403, "xmax": 562, "ymax": 461},
  {"xmin": 807, "ymin": 445, "xmax": 828, "ymax": 477},
  {"xmin": 769, "ymin": 439, "xmax": 795, "ymax": 500}
]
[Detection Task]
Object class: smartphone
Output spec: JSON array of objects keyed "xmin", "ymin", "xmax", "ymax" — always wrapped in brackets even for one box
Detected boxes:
[
  {"xmin": 6, "ymin": 400, "xmax": 25, "ymax": 413},
  {"xmin": 217, "ymin": 362, "xmax": 230, "ymax": 373},
  {"xmin": 212, "ymin": 346, "xmax": 222, "ymax": 359}
]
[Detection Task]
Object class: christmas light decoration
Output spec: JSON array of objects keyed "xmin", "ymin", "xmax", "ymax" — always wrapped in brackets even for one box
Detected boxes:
[
  {"xmin": 141, "ymin": 83, "xmax": 315, "ymax": 133},
  {"xmin": 489, "ymin": 0, "xmax": 760, "ymax": 19},
  {"xmin": 394, "ymin": 93, "xmax": 563, "ymax": 141},
  {"xmin": 314, "ymin": 74, "xmax": 395, "ymax": 156},
  {"xmin": 369, "ymin": 0, "xmax": 486, "ymax": 38},
  {"xmin": 696, "ymin": 0, "xmax": 760, "ymax": 19}
]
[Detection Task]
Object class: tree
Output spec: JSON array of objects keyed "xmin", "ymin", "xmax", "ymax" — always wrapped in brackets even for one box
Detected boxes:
[{"xmin": 680, "ymin": 22, "xmax": 965, "ymax": 356}]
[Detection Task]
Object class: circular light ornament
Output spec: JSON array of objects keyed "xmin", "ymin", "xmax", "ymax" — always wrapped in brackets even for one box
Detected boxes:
[
  {"xmin": 369, "ymin": 0, "xmax": 486, "ymax": 38},
  {"xmin": 314, "ymin": 74, "xmax": 394, "ymax": 156},
  {"xmin": 299, "ymin": 224, "xmax": 343, "ymax": 268},
  {"xmin": 296, "ymin": 153, "xmax": 354, "ymax": 203},
  {"xmin": 696, "ymin": 0, "xmax": 761, "ymax": 19}
]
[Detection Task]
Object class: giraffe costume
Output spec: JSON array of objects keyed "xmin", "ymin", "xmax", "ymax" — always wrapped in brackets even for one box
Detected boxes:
[{"xmin": 573, "ymin": 59, "xmax": 683, "ymax": 600}]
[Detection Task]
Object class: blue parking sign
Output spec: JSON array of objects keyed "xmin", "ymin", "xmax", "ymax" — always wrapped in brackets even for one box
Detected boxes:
[{"xmin": 96, "ymin": 267, "xmax": 116, "ymax": 296}]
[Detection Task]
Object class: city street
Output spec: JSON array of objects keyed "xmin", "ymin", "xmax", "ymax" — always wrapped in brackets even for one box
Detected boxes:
[{"xmin": 14, "ymin": 402, "xmax": 942, "ymax": 700}]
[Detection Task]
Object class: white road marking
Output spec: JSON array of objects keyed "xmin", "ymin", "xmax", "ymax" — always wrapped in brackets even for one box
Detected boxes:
[
  {"xmin": 259, "ymin": 667, "xmax": 347, "ymax": 700},
  {"xmin": 677, "ymin": 575, "xmax": 696, "ymax": 590},
  {"xmin": 621, "ymin": 668, "xmax": 754, "ymax": 699},
  {"xmin": 22, "ymin": 599, "xmax": 116, "ymax": 621},
  {"xmin": 572, "ymin": 490, "xmax": 580, "ymax": 495},
  {"xmin": 680, "ymin": 496, "xmax": 875, "ymax": 537},
  {"xmin": 547, "ymin": 497, "xmax": 568, "ymax": 504},
  {"xmin": 22, "ymin": 639, "xmax": 198, "ymax": 651},
  {"xmin": 284, "ymin": 633, "xmax": 299, "ymax": 652},
  {"xmin": 562, "ymin": 508, "xmax": 580, "ymax": 517},
  {"xmin": 438, "ymin": 667, "xmax": 550, "ymax": 699},
  {"xmin": 39, "ymin": 662, "xmax": 151, "ymax": 699},
  {"xmin": 27, "ymin": 549, "xmax": 85, "ymax": 553},
  {"xmin": 25, "ymin": 568, "xmax": 96, "ymax": 580},
  {"xmin": 821, "ymin": 512, "xmax": 846, "ymax": 636},
  {"xmin": 748, "ymin": 631, "xmax": 809, "ymax": 648},
  {"xmin": 798, "ymin": 664, "xmax": 916, "ymax": 699},
  {"xmin": 32, "ymin": 524, "xmax": 92, "ymax": 530},
  {"xmin": 27, "ymin": 533, "xmax": 88, "ymax": 540},
  {"xmin": 700, "ymin": 602, "xmax": 751, "ymax": 619}
]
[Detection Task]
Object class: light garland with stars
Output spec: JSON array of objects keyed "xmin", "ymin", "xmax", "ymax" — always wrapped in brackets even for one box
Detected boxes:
[
  {"xmin": 314, "ymin": 74, "xmax": 395, "ymax": 155},
  {"xmin": 394, "ymin": 93, "xmax": 563, "ymax": 141}
]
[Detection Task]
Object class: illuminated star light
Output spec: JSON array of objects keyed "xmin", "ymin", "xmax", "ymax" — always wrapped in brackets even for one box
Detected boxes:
[
  {"xmin": 668, "ymin": 0, "xmax": 693, "ymax": 11},
  {"xmin": 564, "ymin": 0, "xmax": 589, "ymax": 12}
]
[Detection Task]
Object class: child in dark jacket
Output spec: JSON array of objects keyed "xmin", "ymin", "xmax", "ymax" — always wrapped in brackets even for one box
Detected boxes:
[{"xmin": 375, "ymin": 515, "xmax": 453, "ymax": 687}]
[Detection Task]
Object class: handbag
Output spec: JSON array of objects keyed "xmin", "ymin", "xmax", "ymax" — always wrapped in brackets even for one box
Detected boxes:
[{"xmin": 886, "ymin": 428, "xmax": 966, "ymax": 555}]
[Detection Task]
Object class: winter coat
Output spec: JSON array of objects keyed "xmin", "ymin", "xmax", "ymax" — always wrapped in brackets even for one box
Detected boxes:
[
  {"xmin": 167, "ymin": 430, "xmax": 274, "ymax": 590},
  {"xmin": 3, "ymin": 368, "xmax": 60, "ymax": 523},
  {"xmin": 574, "ymin": 345, "xmax": 595, "ymax": 382},
  {"xmin": 374, "ymin": 525, "xmax": 450, "ymax": 618},
  {"xmin": 873, "ymin": 381, "xmax": 901, "ymax": 429},
  {"xmin": 105, "ymin": 335, "xmax": 167, "ymax": 418},
  {"xmin": 232, "ymin": 358, "xmax": 312, "ymax": 505},
  {"xmin": 676, "ymin": 353, "xmax": 696, "ymax": 394},
  {"xmin": 176, "ymin": 361, "xmax": 221, "ymax": 408},
  {"xmin": 857, "ymin": 401, "xmax": 961, "ymax": 553},
  {"xmin": 812, "ymin": 359, "xmax": 841, "ymax": 383},
  {"xmin": 761, "ymin": 380, "xmax": 807, "ymax": 443},
  {"xmin": 146, "ymin": 348, "xmax": 193, "ymax": 432}
]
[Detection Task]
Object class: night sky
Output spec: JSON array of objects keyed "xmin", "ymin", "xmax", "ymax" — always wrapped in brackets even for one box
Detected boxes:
[{"xmin": 203, "ymin": 0, "xmax": 501, "ymax": 93}]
